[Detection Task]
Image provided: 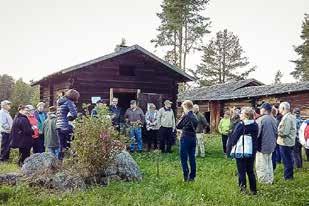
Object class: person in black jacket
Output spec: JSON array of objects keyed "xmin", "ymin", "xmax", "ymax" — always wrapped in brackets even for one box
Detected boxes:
[
  {"xmin": 10, "ymin": 105, "xmax": 34, "ymax": 166},
  {"xmin": 227, "ymin": 107, "xmax": 258, "ymax": 195},
  {"xmin": 176, "ymin": 100, "xmax": 198, "ymax": 182}
]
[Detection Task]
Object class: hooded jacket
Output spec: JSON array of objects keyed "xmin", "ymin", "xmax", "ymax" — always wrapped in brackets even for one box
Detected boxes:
[
  {"xmin": 44, "ymin": 112, "xmax": 59, "ymax": 148},
  {"xmin": 56, "ymin": 97, "xmax": 78, "ymax": 130},
  {"xmin": 10, "ymin": 113, "xmax": 33, "ymax": 149},
  {"xmin": 226, "ymin": 120, "xmax": 259, "ymax": 156}
]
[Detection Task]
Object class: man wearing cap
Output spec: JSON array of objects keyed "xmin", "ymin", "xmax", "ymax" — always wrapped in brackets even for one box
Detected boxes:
[
  {"xmin": 91, "ymin": 99, "xmax": 105, "ymax": 117},
  {"xmin": 0, "ymin": 100, "xmax": 13, "ymax": 162},
  {"xmin": 292, "ymin": 108, "xmax": 304, "ymax": 168},
  {"xmin": 158, "ymin": 100, "xmax": 176, "ymax": 153},
  {"xmin": 255, "ymin": 103, "xmax": 278, "ymax": 184},
  {"xmin": 124, "ymin": 100, "xmax": 145, "ymax": 153}
]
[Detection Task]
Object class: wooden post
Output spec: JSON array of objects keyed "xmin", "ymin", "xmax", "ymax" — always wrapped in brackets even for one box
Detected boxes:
[{"xmin": 109, "ymin": 88, "xmax": 113, "ymax": 105}]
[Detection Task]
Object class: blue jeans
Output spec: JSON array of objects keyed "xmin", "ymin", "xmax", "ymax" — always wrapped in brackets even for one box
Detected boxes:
[
  {"xmin": 129, "ymin": 127, "xmax": 142, "ymax": 152},
  {"xmin": 279, "ymin": 145, "xmax": 294, "ymax": 180},
  {"xmin": 180, "ymin": 135, "xmax": 196, "ymax": 180},
  {"xmin": 47, "ymin": 147, "xmax": 60, "ymax": 159}
]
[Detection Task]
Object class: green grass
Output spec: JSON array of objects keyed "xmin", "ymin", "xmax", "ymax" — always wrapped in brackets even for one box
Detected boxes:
[{"xmin": 1, "ymin": 134, "xmax": 309, "ymax": 206}]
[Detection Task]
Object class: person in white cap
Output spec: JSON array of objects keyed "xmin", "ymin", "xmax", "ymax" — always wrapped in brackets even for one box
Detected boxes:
[
  {"xmin": 0, "ymin": 100, "xmax": 13, "ymax": 162},
  {"xmin": 157, "ymin": 100, "xmax": 176, "ymax": 153}
]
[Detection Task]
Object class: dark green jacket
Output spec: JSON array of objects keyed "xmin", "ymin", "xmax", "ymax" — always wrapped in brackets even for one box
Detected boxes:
[
  {"xmin": 195, "ymin": 112, "xmax": 209, "ymax": 133},
  {"xmin": 43, "ymin": 112, "xmax": 59, "ymax": 148}
]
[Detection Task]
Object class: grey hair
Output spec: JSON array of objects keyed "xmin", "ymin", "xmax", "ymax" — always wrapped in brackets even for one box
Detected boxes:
[
  {"xmin": 279, "ymin": 102, "xmax": 290, "ymax": 111},
  {"xmin": 193, "ymin": 104, "xmax": 199, "ymax": 110}
]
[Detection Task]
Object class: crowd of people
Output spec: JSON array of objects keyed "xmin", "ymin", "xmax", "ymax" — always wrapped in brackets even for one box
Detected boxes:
[
  {"xmin": 1, "ymin": 88, "xmax": 309, "ymax": 195},
  {"xmin": 0, "ymin": 89, "xmax": 80, "ymax": 165},
  {"xmin": 218, "ymin": 102, "xmax": 309, "ymax": 195}
]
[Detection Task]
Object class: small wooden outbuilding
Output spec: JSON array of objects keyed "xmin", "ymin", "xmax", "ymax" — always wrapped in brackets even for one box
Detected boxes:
[{"xmin": 178, "ymin": 79, "xmax": 309, "ymax": 131}]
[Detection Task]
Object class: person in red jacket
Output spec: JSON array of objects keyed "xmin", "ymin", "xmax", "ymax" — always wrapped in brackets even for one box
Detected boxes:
[{"xmin": 25, "ymin": 105, "xmax": 40, "ymax": 153}]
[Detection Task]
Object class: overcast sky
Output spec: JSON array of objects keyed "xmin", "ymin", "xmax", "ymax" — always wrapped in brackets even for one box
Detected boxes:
[{"xmin": 0, "ymin": 0, "xmax": 308, "ymax": 84}]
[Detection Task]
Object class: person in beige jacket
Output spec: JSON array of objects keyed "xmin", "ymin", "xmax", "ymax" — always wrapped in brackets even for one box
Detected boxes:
[
  {"xmin": 158, "ymin": 100, "xmax": 176, "ymax": 153},
  {"xmin": 277, "ymin": 102, "xmax": 296, "ymax": 180}
]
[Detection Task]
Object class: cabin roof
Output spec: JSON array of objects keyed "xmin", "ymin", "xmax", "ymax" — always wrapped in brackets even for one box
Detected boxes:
[
  {"xmin": 178, "ymin": 79, "xmax": 309, "ymax": 101},
  {"xmin": 32, "ymin": 44, "xmax": 195, "ymax": 85},
  {"xmin": 178, "ymin": 79, "xmax": 264, "ymax": 101}
]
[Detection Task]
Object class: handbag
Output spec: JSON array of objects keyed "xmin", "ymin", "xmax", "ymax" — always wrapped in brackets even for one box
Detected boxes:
[{"xmin": 230, "ymin": 123, "xmax": 253, "ymax": 158}]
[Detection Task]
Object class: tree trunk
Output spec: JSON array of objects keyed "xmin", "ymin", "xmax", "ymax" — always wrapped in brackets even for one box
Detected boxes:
[{"xmin": 183, "ymin": 20, "xmax": 188, "ymax": 72}]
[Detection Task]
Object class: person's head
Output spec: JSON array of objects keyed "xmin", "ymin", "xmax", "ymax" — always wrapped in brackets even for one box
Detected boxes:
[
  {"xmin": 130, "ymin": 100, "xmax": 137, "ymax": 109},
  {"xmin": 271, "ymin": 106, "xmax": 278, "ymax": 117},
  {"xmin": 240, "ymin": 107, "xmax": 255, "ymax": 121},
  {"xmin": 193, "ymin": 104, "xmax": 199, "ymax": 113},
  {"xmin": 96, "ymin": 99, "xmax": 104, "ymax": 107},
  {"xmin": 65, "ymin": 89, "xmax": 80, "ymax": 103},
  {"xmin": 18, "ymin": 105, "xmax": 30, "ymax": 116},
  {"xmin": 224, "ymin": 110, "xmax": 230, "ymax": 118},
  {"xmin": 148, "ymin": 103, "xmax": 156, "ymax": 111},
  {"xmin": 25, "ymin": 105, "xmax": 35, "ymax": 115},
  {"xmin": 164, "ymin": 100, "xmax": 172, "ymax": 108},
  {"xmin": 260, "ymin": 102, "xmax": 272, "ymax": 115},
  {"xmin": 279, "ymin": 102, "xmax": 290, "ymax": 115},
  {"xmin": 49, "ymin": 106, "xmax": 57, "ymax": 113},
  {"xmin": 36, "ymin": 102, "xmax": 45, "ymax": 112},
  {"xmin": 1, "ymin": 100, "xmax": 12, "ymax": 111},
  {"xmin": 111, "ymin": 97, "xmax": 118, "ymax": 106},
  {"xmin": 181, "ymin": 100, "xmax": 193, "ymax": 114},
  {"xmin": 293, "ymin": 108, "xmax": 301, "ymax": 117}
]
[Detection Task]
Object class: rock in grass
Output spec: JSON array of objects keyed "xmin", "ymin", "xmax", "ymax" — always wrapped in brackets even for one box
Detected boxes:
[
  {"xmin": 21, "ymin": 152, "xmax": 61, "ymax": 176},
  {"xmin": 0, "ymin": 172, "xmax": 23, "ymax": 185},
  {"xmin": 105, "ymin": 150, "xmax": 142, "ymax": 181}
]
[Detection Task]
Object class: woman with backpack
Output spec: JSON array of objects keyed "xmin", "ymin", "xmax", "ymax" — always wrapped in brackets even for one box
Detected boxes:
[{"xmin": 227, "ymin": 107, "xmax": 259, "ymax": 195}]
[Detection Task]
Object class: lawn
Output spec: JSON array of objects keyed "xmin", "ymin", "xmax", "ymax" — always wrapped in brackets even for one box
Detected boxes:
[{"xmin": 0, "ymin": 134, "xmax": 309, "ymax": 206}]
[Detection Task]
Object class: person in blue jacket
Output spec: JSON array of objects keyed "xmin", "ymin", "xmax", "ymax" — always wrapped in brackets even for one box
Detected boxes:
[
  {"xmin": 176, "ymin": 100, "xmax": 198, "ymax": 182},
  {"xmin": 227, "ymin": 107, "xmax": 259, "ymax": 195},
  {"xmin": 56, "ymin": 89, "xmax": 80, "ymax": 160}
]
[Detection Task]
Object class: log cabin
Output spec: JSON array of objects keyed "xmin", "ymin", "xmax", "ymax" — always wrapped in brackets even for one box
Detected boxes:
[
  {"xmin": 32, "ymin": 44, "xmax": 194, "ymax": 113},
  {"xmin": 178, "ymin": 79, "xmax": 309, "ymax": 132}
]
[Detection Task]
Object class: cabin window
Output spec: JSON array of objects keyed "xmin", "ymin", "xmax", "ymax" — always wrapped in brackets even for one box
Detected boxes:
[{"xmin": 119, "ymin": 65, "xmax": 136, "ymax": 76}]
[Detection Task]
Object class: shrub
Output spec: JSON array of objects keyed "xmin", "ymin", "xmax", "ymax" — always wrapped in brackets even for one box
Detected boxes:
[{"xmin": 66, "ymin": 105, "xmax": 126, "ymax": 180}]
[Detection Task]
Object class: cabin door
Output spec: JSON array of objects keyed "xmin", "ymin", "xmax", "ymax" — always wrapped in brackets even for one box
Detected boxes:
[{"xmin": 138, "ymin": 93, "xmax": 163, "ymax": 112}]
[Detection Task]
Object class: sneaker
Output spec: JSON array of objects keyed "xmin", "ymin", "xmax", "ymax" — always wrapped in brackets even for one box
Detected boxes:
[
  {"xmin": 240, "ymin": 186, "xmax": 246, "ymax": 193},
  {"xmin": 251, "ymin": 191, "xmax": 257, "ymax": 195}
]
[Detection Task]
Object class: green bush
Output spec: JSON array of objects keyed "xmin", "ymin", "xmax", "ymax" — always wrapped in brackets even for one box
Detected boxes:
[{"xmin": 66, "ymin": 105, "xmax": 126, "ymax": 179}]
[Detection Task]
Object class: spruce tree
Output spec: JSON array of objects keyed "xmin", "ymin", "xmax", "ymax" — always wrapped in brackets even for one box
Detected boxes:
[
  {"xmin": 291, "ymin": 14, "xmax": 309, "ymax": 81},
  {"xmin": 191, "ymin": 29, "xmax": 255, "ymax": 86}
]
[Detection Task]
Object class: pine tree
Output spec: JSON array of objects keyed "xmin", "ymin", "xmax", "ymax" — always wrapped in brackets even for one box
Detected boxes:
[
  {"xmin": 274, "ymin": 70, "xmax": 283, "ymax": 84},
  {"xmin": 291, "ymin": 14, "xmax": 309, "ymax": 81},
  {"xmin": 0, "ymin": 74, "xmax": 15, "ymax": 101},
  {"xmin": 151, "ymin": 0, "xmax": 211, "ymax": 71},
  {"xmin": 191, "ymin": 29, "xmax": 256, "ymax": 86}
]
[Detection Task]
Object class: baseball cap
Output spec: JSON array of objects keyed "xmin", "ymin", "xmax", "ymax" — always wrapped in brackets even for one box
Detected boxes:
[
  {"xmin": 1, "ymin": 100, "xmax": 11, "ymax": 107},
  {"xmin": 130, "ymin": 100, "xmax": 137, "ymax": 105},
  {"xmin": 260, "ymin": 102, "xmax": 272, "ymax": 111},
  {"xmin": 164, "ymin": 100, "xmax": 173, "ymax": 104}
]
